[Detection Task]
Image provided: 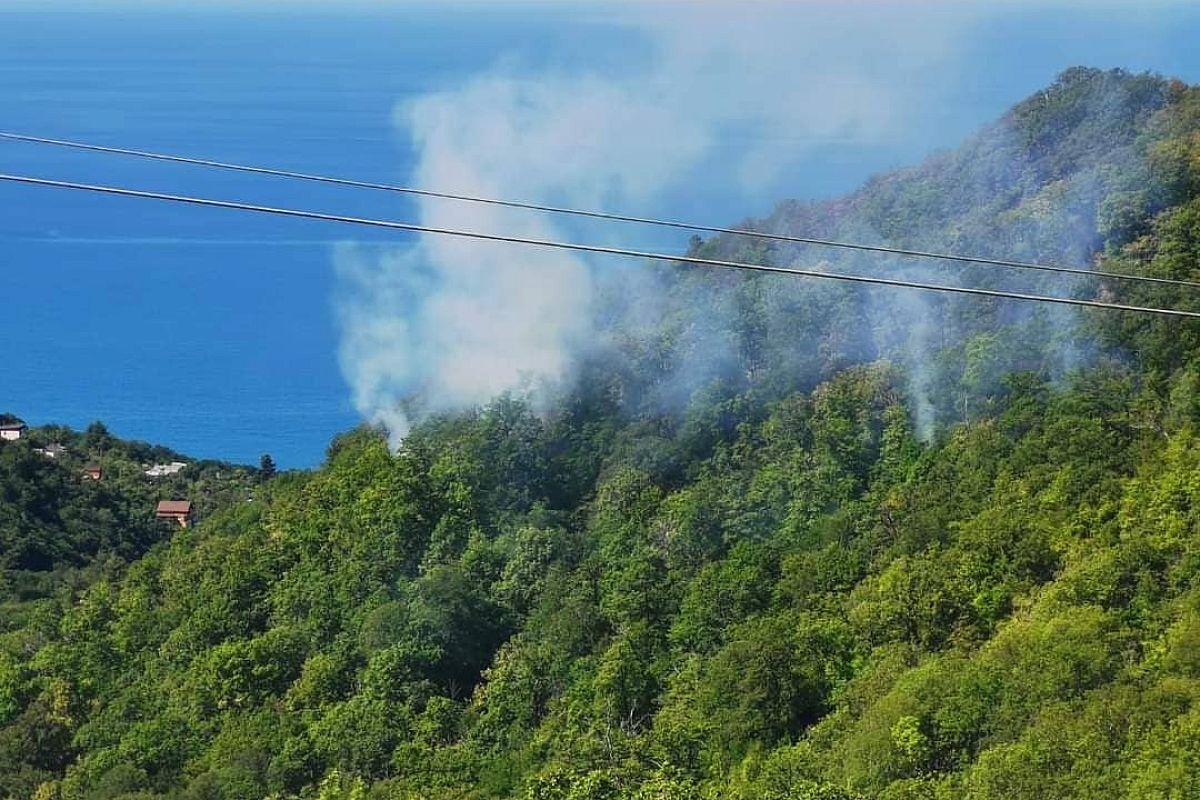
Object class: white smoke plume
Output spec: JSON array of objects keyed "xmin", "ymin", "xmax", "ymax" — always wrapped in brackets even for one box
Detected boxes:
[{"xmin": 335, "ymin": 5, "xmax": 970, "ymax": 445}]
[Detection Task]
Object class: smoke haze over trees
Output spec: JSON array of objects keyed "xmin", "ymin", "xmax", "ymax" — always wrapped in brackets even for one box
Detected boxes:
[{"xmin": 5, "ymin": 68, "xmax": 1200, "ymax": 800}]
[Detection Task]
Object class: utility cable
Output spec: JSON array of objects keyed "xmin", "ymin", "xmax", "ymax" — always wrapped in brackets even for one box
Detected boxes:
[
  {"xmin": 2, "ymin": 172, "xmax": 1197, "ymax": 319},
  {"xmin": 2, "ymin": 130, "xmax": 1194, "ymax": 291}
]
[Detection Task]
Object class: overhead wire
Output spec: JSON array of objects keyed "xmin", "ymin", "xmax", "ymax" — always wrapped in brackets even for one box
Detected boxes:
[
  {"xmin": 2, "ymin": 129, "xmax": 1196, "ymax": 291},
  {"xmin": 1, "ymin": 171, "xmax": 1197, "ymax": 320}
]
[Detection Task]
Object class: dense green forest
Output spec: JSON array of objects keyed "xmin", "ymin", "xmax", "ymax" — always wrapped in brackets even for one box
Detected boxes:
[
  {"xmin": 0, "ymin": 424, "xmax": 259, "ymax": 620},
  {"xmin": 5, "ymin": 67, "xmax": 1200, "ymax": 799}
]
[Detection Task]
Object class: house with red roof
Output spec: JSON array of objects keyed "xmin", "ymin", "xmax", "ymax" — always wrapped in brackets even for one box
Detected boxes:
[{"xmin": 155, "ymin": 499, "xmax": 194, "ymax": 528}]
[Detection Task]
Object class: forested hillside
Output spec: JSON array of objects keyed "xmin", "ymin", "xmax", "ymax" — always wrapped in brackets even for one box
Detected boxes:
[
  {"xmin": 0, "ymin": 423, "xmax": 259, "ymax": 652},
  {"xmin": 0, "ymin": 422, "xmax": 259, "ymax": 575},
  {"xmin": 5, "ymin": 67, "xmax": 1200, "ymax": 799}
]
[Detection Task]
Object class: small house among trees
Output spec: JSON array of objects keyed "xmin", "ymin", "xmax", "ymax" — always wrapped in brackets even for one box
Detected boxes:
[
  {"xmin": 0, "ymin": 419, "xmax": 27, "ymax": 441},
  {"xmin": 83, "ymin": 464, "xmax": 103, "ymax": 481},
  {"xmin": 145, "ymin": 461, "xmax": 188, "ymax": 478},
  {"xmin": 155, "ymin": 500, "xmax": 194, "ymax": 528}
]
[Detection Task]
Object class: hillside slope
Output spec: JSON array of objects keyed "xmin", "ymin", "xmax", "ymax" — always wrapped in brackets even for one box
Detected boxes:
[
  {"xmin": 0, "ymin": 422, "xmax": 260, "ymax": 650},
  {"xmin": 5, "ymin": 68, "xmax": 1200, "ymax": 800}
]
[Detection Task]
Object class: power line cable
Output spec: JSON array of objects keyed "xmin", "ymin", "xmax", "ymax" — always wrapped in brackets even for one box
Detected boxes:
[
  {"xmin": 1, "ymin": 172, "xmax": 1197, "ymax": 319},
  {"xmin": 2, "ymin": 129, "xmax": 1194, "ymax": 291}
]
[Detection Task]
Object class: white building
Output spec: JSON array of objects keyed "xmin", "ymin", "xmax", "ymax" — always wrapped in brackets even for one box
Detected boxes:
[
  {"xmin": 0, "ymin": 421, "xmax": 27, "ymax": 441},
  {"xmin": 145, "ymin": 461, "xmax": 188, "ymax": 478}
]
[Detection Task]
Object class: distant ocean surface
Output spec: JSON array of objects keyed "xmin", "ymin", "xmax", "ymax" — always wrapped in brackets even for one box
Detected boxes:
[{"xmin": 2, "ymin": 4, "xmax": 1199, "ymax": 468}]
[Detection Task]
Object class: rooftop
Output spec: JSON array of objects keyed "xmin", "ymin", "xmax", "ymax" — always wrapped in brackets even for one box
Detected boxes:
[
  {"xmin": 155, "ymin": 500, "xmax": 193, "ymax": 515},
  {"xmin": 145, "ymin": 461, "xmax": 188, "ymax": 477}
]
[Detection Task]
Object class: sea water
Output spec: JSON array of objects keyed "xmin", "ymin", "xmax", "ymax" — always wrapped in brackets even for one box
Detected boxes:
[{"xmin": 2, "ymin": 3, "xmax": 1198, "ymax": 467}]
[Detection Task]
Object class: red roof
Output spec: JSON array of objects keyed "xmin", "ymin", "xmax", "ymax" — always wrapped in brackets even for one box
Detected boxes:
[{"xmin": 156, "ymin": 500, "xmax": 193, "ymax": 515}]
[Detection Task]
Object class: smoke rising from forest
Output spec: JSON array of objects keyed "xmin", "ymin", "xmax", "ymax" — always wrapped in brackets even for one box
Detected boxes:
[{"xmin": 335, "ymin": 5, "xmax": 1109, "ymax": 446}]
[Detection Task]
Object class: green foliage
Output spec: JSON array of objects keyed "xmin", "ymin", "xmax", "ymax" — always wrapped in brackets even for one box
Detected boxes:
[{"xmin": 6, "ymin": 67, "xmax": 1200, "ymax": 800}]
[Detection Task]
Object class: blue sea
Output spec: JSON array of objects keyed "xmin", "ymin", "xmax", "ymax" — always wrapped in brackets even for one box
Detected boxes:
[{"xmin": 2, "ymin": 3, "xmax": 1199, "ymax": 468}]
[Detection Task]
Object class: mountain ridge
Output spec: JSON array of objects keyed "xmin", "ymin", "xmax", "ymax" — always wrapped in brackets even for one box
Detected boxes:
[{"xmin": 4, "ymin": 67, "xmax": 1200, "ymax": 799}]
